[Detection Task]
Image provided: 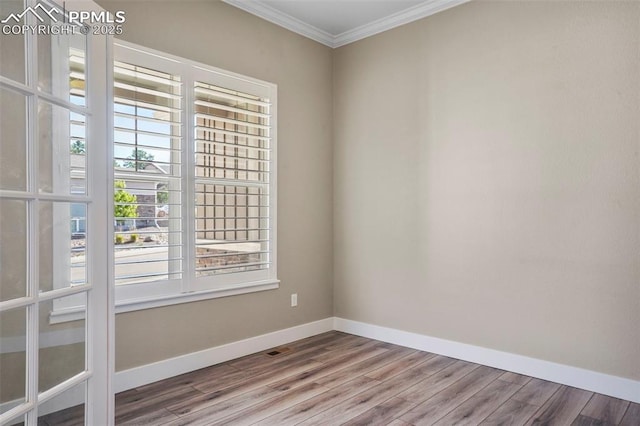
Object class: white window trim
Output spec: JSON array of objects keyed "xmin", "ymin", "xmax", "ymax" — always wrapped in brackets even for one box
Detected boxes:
[{"xmin": 51, "ymin": 40, "xmax": 278, "ymax": 323}]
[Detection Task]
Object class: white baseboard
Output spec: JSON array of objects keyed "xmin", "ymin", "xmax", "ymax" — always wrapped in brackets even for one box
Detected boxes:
[
  {"xmin": 114, "ymin": 317, "xmax": 334, "ymax": 393},
  {"xmin": 333, "ymin": 317, "xmax": 640, "ymax": 404}
]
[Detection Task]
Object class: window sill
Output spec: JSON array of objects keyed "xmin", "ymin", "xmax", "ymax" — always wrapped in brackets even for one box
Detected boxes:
[{"xmin": 49, "ymin": 279, "xmax": 280, "ymax": 324}]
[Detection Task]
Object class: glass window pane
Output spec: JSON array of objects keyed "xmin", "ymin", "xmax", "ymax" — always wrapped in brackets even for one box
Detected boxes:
[
  {"xmin": 0, "ymin": 1, "xmax": 26, "ymax": 83},
  {"xmin": 0, "ymin": 88, "xmax": 27, "ymax": 191},
  {"xmin": 114, "ymin": 180, "xmax": 183, "ymax": 285},
  {"xmin": 38, "ymin": 101, "xmax": 87, "ymax": 195},
  {"xmin": 38, "ymin": 17, "xmax": 86, "ymax": 103},
  {"xmin": 0, "ymin": 199, "xmax": 28, "ymax": 302},
  {"xmin": 195, "ymin": 184, "xmax": 268, "ymax": 278},
  {"xmin": 39, "ymin": 293, "xmax": 86, "ymax": 393},
  {"xmin": 0, "ymin": 307, "xmax": 27, "ymax": 416},
  {"xmin": 38, "ymin": 380, "xmax": 86, "ymax": 425},
  {"xmin": 39, "ymin": 202, "xmax": 87, "ymax": 293}
]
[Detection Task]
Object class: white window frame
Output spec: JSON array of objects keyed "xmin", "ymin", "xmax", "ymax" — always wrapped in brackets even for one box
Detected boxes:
[{"xmin": 52, "ymin": 40, "xmax": 278, "ymax": 321}]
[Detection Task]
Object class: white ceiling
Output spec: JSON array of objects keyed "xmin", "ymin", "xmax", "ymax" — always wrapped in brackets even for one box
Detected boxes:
[
  {"xmin": 222, "ymin": 0, "xmax": 471, "ymax": 48},
  {"xmin": 259, "ymin": 1, "xmax": 425, "ymax": 35}
]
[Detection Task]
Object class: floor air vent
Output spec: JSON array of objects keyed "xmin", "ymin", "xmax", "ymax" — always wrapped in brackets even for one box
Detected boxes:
[{"xmin": 266, "ymin": 347, "xmax": 291, "ymax": 356}]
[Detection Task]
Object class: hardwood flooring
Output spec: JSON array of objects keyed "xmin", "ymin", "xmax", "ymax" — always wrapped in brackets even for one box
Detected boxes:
[{"xmin": 37, "ymin": 331, "xmax": 640, "ymax": 425}]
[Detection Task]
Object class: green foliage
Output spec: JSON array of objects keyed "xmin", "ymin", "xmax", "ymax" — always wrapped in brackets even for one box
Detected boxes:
[
  {"xmin": 130, "ymin": 234, "xmax": 138, "ymax": 243},
  {"xmin": 70, "ymin": 140, "xmax": 85, "ymax": 154},
  {"xmin": 156, "ymin": 183, "xmax": 168, "ymax": 204},
  {"xmin": 123, "ymin": 148, "xmax": 154, "ymax": 170},
  {"xmin": 114, "ymin": 180, "xmax": 137, "ymax": 226},
  {"xmin": 115, "ymin": 234, "xmax": 124, "ymax": 244}
]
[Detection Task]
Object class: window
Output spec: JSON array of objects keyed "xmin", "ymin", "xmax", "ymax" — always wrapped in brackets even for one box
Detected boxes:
[
  {"xmin": 112, "ymin": 42, "xmax": 278, "ymax": 309},
  {"xmin": 113, "ymin": 54, "xmax": 183, "ymax": 289},
  {"xmin": 52, "ymin": 41, "xmax": 277, "ymax": 320},
  {"xmin": 191, "ymin": 79, "xmax": 272, "ymax": 290}
]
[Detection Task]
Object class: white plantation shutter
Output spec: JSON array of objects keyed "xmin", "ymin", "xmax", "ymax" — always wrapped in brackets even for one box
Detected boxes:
[
  {"xmin": 193, "ymin": 82, "xmax": 272, "ymax": 280},
  {"xmin": 113, "ymin": 57, "xmax": 183, "ymax": 286}
]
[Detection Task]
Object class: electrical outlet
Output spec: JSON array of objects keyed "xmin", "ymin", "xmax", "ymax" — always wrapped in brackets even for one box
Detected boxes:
[{"xmin": 291, "ymin": 293, "xmax": 298, "ymax": 307}]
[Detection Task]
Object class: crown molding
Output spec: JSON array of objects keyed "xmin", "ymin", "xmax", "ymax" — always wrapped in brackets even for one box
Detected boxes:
[
  {"xmin": 222, "ymin": 0, "xmax": 335, "ymax": 47},
  {"xmin": 333, "ymin": 0, "xmax": 472, "ymax": 47},
  {"xmin": 223, "ymin": 0, "xmax": 472, "ymax": 49}
]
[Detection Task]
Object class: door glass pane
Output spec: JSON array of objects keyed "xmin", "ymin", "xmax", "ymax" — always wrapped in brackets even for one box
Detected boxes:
[
  {"xmin": 38, "ymin": 101, "xmax": 87, "ymax": 195},
  {"xmin": 37, "ymin": 12, "xmax": 86, "ymax": 103},
  {"xmin": 0, "ymin": 88, "xmax": 27, "ymax": 192},
  {"xmin": 39, "ymin": 202, "xmax": 87, "ymax": 293},
  {"xmin": 0, "ymin": 307, "xmax": 27, "ymax": 415},
  {"xmin": 0, "ymin": 0, "xmax": 26, "ymax": 83},
  {"xmin": 0, "ymin": 199, "xmax": 28, "ymax": 302},
  {"xmin": 3, "ymin": 415, "xmax": 25, "ymax": 426},
  {"xmin": 38, "ymin": 380, "xmax": 86, "ymax": 426},
  {"xmin": 39, "ymin": 293, "xmax": 86, "ymax": 393}
]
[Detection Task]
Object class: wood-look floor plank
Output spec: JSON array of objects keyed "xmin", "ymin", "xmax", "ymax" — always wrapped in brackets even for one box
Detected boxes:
[
  {"xmin": 266, "ymin": 343, "xmax": 390, "ymax": 391},
  {"xmin": 238, "ymin": 335, "xmax": 378, "ymax": 374},
  {"xmin": 499, "ymin": 371, "xmax": 532, "ymax": 386},
  {"xmin": 222, "ymin": 332, "xmax": 345, "ymax": 378},
  {"xmin": 118, "ymin": 408, "xmax": 179, "ymax": 426},
  {"xmin": 38, "ymin": 404, "xmax": 84, "ymax": 426},
  {"xmin": 400, "ymin": 365, "xmax": 503, "ymax": 426},
  {"xmin": 296, "ymin": 366, "xmax": 435, "ymax": 426},
  {"xmin": 128, "ymin": 363, "xmax": 239, "ymax": 398},
  {"xmin": 166, "ymin": 366, "xmax": 250, "ymax": 397},
  {"xmin": 511, "ymin": 377, "xmax": 562, "ymax": 406},
  {"xmin": 163, "ymin": 386, "xmax": 282, "ymax": 426},
  {"xmin": 580, "ymin": 393, "xmax": 629, "ymax": 424},
  {"xmin": 309, "ymin": 339, "xmax": 389, "ymax": 364},
  {"xmin": 365, "ymin": 350, "xmax": 435, "ymax": 381},
  {"xmin": 341, "ymin": 397, "xmax": 416, "ymax": 426},
  {"xmin": 619, "ymin": 402, "xmax": 640, "ymax": 426},
  {"xmin": 196, "ymin": 353, "xmax": 324, "ymax": 394},
  {"xmin": 226, "ymin": 332, "xmax": 345, "ymax": 370},
  {"xmin": 313, "ymin": 346, "xmax": 415, "ymax": 389},
  {"xmin": 254, "ymin": 376, "xmax": 380, "ymax": 426},
  {"xmin": 524, "ymin": 386, "xmax": 593, "ymax": 426},
  {"xmin": 319, "ymin": 333, "xmax": 374, "ymax": 352},
  {"xmin": 396, "ymin": 359, "xmax": 478, "ymax": 403},
  {"xmin": 570, "ymin": 414, "xmax": 612, "ymax": 426},
  {"xmin": 228, "ymin": 339, "xmax": 344, "ymax": 378},
  {"xmin": 479, "ymin": 399, "xmax": 540, "ymax": 426},
  {"xmin": 386, "ymin": 420, "xmax": 412, "ymax": 426},
  {"xmin": 115, "ymin": 385, "xmax": 203, "ymax": 424},
  {"xmin": 207, "ymin": 382, "xmax": 329, "ymax": 426},
  {"xmin": 284, "ymin": 331, "xmax": 351, "ymax": 351},
  {"xmin": 167, "ymin": 357, "xmax": 323, "ymax": 415},
  {"xmin": 432, "ymin": 378, "xmax": 523, "ymax": 425}
]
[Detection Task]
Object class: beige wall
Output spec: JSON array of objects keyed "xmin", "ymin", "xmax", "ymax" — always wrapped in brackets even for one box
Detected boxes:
[
  {"xmin": 97, "ymin": 0, "xmax": 334, "ymax": 371},
  {"xmin": 334, "ymin": 0, "xmax": 640, "ymax": 381}
]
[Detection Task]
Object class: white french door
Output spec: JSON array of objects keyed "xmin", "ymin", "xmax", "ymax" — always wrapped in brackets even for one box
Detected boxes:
[{"xmin": 0, "ymin": 1, "xmax": 112, "ymax": 425}]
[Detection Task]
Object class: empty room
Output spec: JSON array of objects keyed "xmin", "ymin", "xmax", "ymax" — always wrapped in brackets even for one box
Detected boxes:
[{"xmin": 0, "ymin": 0, "xmax": 638, "ymax": 424}]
